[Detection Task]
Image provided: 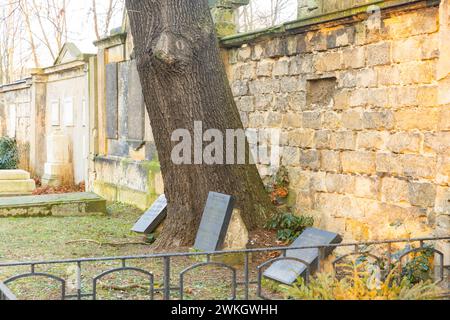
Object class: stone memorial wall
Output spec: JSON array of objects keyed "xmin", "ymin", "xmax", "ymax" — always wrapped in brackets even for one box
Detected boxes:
[{"xmin": 223, "ymin": 0, "xmax": 450, "ymax": 241}]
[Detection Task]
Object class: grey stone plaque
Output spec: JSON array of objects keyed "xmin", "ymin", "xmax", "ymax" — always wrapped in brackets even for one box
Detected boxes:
[
  {"xmin": 127, "ymin": 60, "xmax": 145, "ymax": 142},
  {"xmin": 194, "ymin": 192, "xmax": 235, "ymax": 252},
  {"xmin": 263, "ymin": 228, "xmax": 342, "ymax": 285},
  {"xmin": 106, "ymin": 62, "xmax": 119, "ymax": 139},
  {"xmin": 132, "ymin": 194, "xmax": 167, "ymax": 234}
]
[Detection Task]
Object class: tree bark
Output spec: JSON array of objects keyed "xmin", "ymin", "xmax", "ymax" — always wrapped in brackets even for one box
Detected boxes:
[{"xmin": 125, "ymin": 0, "xmax": 275, "ymax": 248}]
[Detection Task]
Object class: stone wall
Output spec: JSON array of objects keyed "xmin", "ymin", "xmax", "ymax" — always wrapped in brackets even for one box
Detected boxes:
[
  {"xmin": 223, "ymin": 0, "xmax": 450, "ymax": 241},
  {"xmin": 298, "ymin": 0, "xmax": 381, "ymax": 19}
]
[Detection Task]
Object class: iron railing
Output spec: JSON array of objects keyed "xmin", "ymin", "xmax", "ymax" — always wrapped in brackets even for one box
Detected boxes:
[
  {"xmin": 0, "ymin": 282, "xmax": 17, "ymax": 300},
  {"xmin": 0, "ymin": 236, "xmax": 449, "ymax": 300}
]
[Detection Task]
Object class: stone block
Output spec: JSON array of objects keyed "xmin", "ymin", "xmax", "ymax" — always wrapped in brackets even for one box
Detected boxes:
[
  {"xmin": 355, "ymin": 176, "xmax": 380, "ymax": 200},
  {"xmin": 437, "ymin": 156, "xmax": 450, "ymax": 185},
  {"xmin": 435, "ymin": 187, "xmax": 450, "ymax": 214},
  {"xmin": 341, "ymin": 151, "xmax": 376, "ymax": 175},
  {"xmin": 280, "ymin": 76, "xmax": 302, "ymax": 93},
  {"xmin": 402, "ymin": 154, "xmax": 437, "ymax": 179},
  {"xmin": 381, "ymin": 177, "xmax": 409, "ymax": 204},
  {"xmin": 314, "ymin": 51, "xmax": 342, "ymax": 72},
  {"xmin": 424, "ymin": 132, "xmax": 450, "ymax": 154},
  {"xmin": 240, "ymin": 63, "xmax": 256, "ymax": 80},
  {"xmin": 330, "ymin": 131, "xmax": 356, "ymax": 151},
  {"xmin": 0, "ymin": 179, "xmax": 36, "ymax": 195},
  {"xmin": 394, "ymin": 108, "xmax": 439, "ymax": 131},
  {"xmin": 231, "ymin": 80, "xmax": 249, "ymax": 96},
  {"xmin": 0, "ymin": 170, "xmax": 30, "ymax": 180},
  {"xmin": 264, "ymin": 112, "xmax": 282, "ymax": 127},
  {"xmin": 362, "ymin": 111, "xmax": 394, "ymax": 130},
  {"xmin": 314, "ymin": 130, "xmax": 331, "ymax": 149},
  {"xmin": 399, "ymin": 61, "xmax": 435, "ymax": 85},
  {"xmin": 273, "ymin": 59, "xmax": 290, "ymax": 77},
  {"xmin": 299, "ymin": 150, "xmax": 320, "ymax": 170},
  {"xmin": 387, "ymin": 132, "xmax": 422, "ymax": 154},
  {"xmin": 342, "ymin": 110, "xmax": 363, "ymax": 130},
  {"xmin": 254, "ymin": 94, "xmax": 273, "ymax": 111},
  {"xmin": 377, "ymin": 65, "xmax": 401, "ymax": 86},
  {"xmin": 256, "ymin": 60, "xmax": 273, "ymax": 77},
  {"xmin": 333, "ymin": 90, "xmax": 350, "ymax": 110},
  {"xmin": 302, "ymin": 111, "xmax": 322, "ymax": 129},
  {"xmin": 237, "ymin": 45, "xmax": 252, "ymax": 61},
  {"xmin": 376, "ymin": 153, "xmax": 403, "ymax": 176},
  {"xmin": 282, "ymin": 113, "xmax": 302, "ymax": 128},
  {"xmin": 325, "ymin": 173, "xmax": 355, "ymax": 195},
  {"xmin": 323, "ymin": 111, "xmax": 342, "ymax": 129},
  {"xmin": 408, "ymin": 182, "xmax": 437, "ymax": 208},
  {"xmin": 342, "ymin": 46, "xmax": 365, "ymax": 69},
  {"xmin": 356, "ymin": 68, "xmax": 377, "ymax": 88},
  {"xmin": 357, "ymin": 131, "xmax": 388, "ymax": 150},
  {"xmin": 236, "ymin": 96, "xmax": 255, "ymax": 112},
  {"xmin": 289, "ymin": 129, "xmax": 315, "ymax": 148},
  {"xmin": 282, "ymin": 147, "xmax": 300, "ymax": 167},
  {"xmin": 366, "ymin": 42, "xmax": 391, "ymax": 66},
  {"xmin": 392, "ymin": 37, "xmax": 423, "ymax": 63},
  {"xmin": 320, "ymin": 150, "xmax": 341, "ymax": 173}
]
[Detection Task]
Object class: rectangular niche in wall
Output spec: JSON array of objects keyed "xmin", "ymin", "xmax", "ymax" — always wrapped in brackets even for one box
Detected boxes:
[
  {"xmin": 51, "ymin": 100, "xmax": 60, "ymax": 126},
  {"xmin": 306, "ymin": 77, "xmax": 337, "ymax": 108},
  {"xmin": 63, "ymin": 97, "xmax": 74, "ymax": 127}
]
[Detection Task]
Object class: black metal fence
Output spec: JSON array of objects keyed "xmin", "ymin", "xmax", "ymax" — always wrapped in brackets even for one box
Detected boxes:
[{"xmin": 0, "ymin": 236, "xmax": 449, "ymax": 300}]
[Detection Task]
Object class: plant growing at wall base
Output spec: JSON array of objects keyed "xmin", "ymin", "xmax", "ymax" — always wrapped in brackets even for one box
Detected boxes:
[
  {"xmin": 266, "ymin": 212, "xmax": 314, "ymax": 243},
  {"xmin": 0, "ymin": 137, "xmax": 19, "ymax": 169},
  {"xmin": 266, "ymin": 167, "xmax": 290, "ymax": 206}
]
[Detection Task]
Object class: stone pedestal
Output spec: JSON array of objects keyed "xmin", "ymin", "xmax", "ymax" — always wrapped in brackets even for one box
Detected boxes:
[
  {"xmin": 0, "ymin": 170, "xmax": 36, "ymax": 196},
  {"xmin": 42, "ymin": 131, "xmax": 73, "ymax": 187}
]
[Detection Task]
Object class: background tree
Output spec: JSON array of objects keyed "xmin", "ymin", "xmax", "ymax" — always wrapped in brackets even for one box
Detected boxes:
[
  {"xmin": 125, "ymin": 0, "xmax": 275, "ymax": 248},
  {"xmin": 238, "ymin": 0, "xmax": 296, "ymax": 32}
]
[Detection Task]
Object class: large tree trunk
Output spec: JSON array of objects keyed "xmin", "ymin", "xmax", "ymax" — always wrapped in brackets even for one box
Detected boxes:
[{"xmin": 126, "ymin": 0, "xmax": 275, "ymax": 248}]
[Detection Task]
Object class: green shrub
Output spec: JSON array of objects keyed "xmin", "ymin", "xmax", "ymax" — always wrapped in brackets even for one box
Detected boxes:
[
  {"xmin": 0, "ymin": 137, "xmax": 19, "ymax": 169},
  {"xmin": 266, "ymin": 212, "xmax": 314, "ymax": 243}
]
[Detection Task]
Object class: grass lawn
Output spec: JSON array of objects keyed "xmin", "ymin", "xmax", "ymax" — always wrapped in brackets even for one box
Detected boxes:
[{"xmin": 0, "ymin": 202, "xmax": 277, "ymax": 300}]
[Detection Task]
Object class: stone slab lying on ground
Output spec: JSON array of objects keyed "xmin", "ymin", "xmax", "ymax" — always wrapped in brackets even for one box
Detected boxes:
[
  {"xmin": 263, "ymin": 228, "xmax": 342, "ymax": 285},
  {"xmin": 132, "ymin": 194, "xmax": 167, "ymax": 234},
  {"xmin": 194, "ymin": 192, "xmax": 235, "ymax": 252},
  {"xmin": 0, "ymin": 192, "xmax": 107, "ymax": 217},
  {"xmin": 0, "ymin": 170, "xmax": 31, "ymax": 180}
]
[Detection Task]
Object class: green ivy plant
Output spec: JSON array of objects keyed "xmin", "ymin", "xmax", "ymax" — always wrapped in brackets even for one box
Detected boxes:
[
  {"xmin": 0, "ymin": 137, "xmax": 19, "ymax": 170},
  {"xmin": 266, "ymin": 212, "xmax": 314, "ymax": 243}
]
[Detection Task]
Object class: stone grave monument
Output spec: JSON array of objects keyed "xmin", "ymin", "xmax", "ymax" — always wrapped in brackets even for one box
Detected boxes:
[
  {"xmin": 194, "ymin": 192, "xmax": 236, "ymax": 252},
  {"xmin": 132, "ymin": 194, "xmax": 168, "ymax": 234},
  {"xmin": 263, "ymin": 228, "xmax": 342, "ymax": 285},
  {"xmin": 42, "ymin": 130, "xmax": 73, "ymax": 187}
]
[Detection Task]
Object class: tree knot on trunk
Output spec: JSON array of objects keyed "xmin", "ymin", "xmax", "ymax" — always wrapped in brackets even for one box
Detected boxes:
[{"xmin": 153, "ymin": 31, "xmax": 193, "ymax": 68}]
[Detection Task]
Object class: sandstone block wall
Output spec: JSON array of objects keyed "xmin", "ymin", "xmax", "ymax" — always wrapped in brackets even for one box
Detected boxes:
[{"xmin": 225, "ymin": 2, "xmax": 449, "ymax": 241}]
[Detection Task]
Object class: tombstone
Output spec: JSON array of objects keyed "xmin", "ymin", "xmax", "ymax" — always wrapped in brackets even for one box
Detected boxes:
[
  {"xmin": 127, "ymin": 60, "xmax": 146, "ymax": 146},
  {"xmin": 132, "ymin": 194, "xmax": 168, "ymax": 234},
  {"xmin": 194, "ymin": 192, "xmax": 235, "ymax": 252},
  {"xmin": 263, "ymin": 228, "xmax": 342, "ymax": 285}
]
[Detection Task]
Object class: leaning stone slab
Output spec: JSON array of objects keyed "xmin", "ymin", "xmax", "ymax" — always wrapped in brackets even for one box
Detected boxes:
[
  {"xmin": 132, "ymin": 194, "xmax": 167, "ymax": 234},
  {"xmin": 194, "ymin": 192, "xmax": 235, "ymax": 252},
  {"xmin": 0, "ymin": 170, "xmax": 31, "ymax": 180},
  {"xmin": 263, "ymin": 228, "xmax": 342, "ymax": 285}
]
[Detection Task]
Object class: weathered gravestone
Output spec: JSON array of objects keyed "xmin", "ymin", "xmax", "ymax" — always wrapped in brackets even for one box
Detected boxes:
[
  {"xmin": 105, "ymin": 63, "xmax": 119, "ymax": 140},
  {"xmin": 194, "ymin": 192, "xmax": 235, "ymax": 252},
  {"xmin": 132, "ymin": 195, "xmax": 167, "ymax": 234},
  {"xmin": 263, "ymin": 228, "xmax": 342, "ymax": 285}
]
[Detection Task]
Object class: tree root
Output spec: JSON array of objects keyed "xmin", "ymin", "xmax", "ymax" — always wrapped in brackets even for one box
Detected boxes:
[{"xmin": 65, "ymin": 239, "xmax": 148, "ymax": 246}]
